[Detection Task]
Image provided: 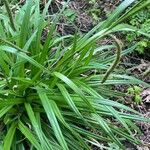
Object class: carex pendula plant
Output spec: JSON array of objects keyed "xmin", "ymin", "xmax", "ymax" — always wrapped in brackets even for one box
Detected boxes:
[{"xmin": 0, "ymin": 0, "xmax": 150, "ymax": 149}]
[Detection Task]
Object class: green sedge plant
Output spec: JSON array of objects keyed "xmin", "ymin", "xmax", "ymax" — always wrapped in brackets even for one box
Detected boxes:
[
  {"xmin": 127, "ymin": 86, "xmax": 142, "ymax": 104},
  {"xmin": 0, "ymin": 0, "xmax": 150, "ymax": 149}
]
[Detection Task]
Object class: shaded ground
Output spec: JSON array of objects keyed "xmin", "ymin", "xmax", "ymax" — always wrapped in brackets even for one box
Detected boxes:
[{"xmin": 51, "ymin": 0, "xmax": 123, "ymax": 34}]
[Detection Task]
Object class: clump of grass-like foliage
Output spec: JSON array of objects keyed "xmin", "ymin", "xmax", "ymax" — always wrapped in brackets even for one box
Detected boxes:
[{"xmin": 0, "ymin": 0, "xmax": 150, "ymax": 149}]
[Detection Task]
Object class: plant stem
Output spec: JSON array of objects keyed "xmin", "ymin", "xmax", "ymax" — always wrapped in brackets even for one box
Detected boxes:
[
  {"xmin": 101, "ymin": 35, "xmax": 122, "ymax": 83},
  {"xmin": 3, "ymin": 0, "xmax": 16, "ymax": 31}
]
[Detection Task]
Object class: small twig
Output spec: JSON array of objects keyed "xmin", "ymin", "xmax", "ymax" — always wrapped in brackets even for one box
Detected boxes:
[{"xmin": 101, "ymin": 35, "xmax": 122, "ymax": 83}]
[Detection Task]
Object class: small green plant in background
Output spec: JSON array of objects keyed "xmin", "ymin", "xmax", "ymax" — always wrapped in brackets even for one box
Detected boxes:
[
  {"xmin": 126, "ymin": 5, "xmax": 150, "ymax": 54},
  {"xmin": 108, "ymin": 143, "xmax": 120, "ymax": 150},
  {"xmin": 0, "ymin": 0, "xmax": 150, "ymax": 150},
  {"xmin": 89, "ymin": 0, "xmax": 96, "ymax": 3},
  {"xmin": 88, "ymin": 0, "xmax": 101, "ymax": 22},
  {"xmin": 63, "ymin": 8, "xmax": 77, "ymax": 22},
  {"xmin": 127, "ymin": 86, "xmax": 142, "ymax": 104}
]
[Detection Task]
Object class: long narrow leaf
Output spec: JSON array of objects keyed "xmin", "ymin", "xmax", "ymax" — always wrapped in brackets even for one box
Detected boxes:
[
  {"xmin": 3, "ymin": 122, "xmax": 17, "ymax": 150},
  {"xmin": 0, "ymin": 106, "xmax": 12, "ymax": 118},
  {"xmin": 25, "ymin": 103, "xmax": 53, "ymax": 150},
  {"xmin": 37, "ymin": 90, "xmax": 69, "ymax": 150},
  {"xmin": 18, "ymin": 121, "xmax": 42, "ymax": 150},
  {"xmin": 54, "ymin": 72, "xmax": 95, "ymax": 112}
]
